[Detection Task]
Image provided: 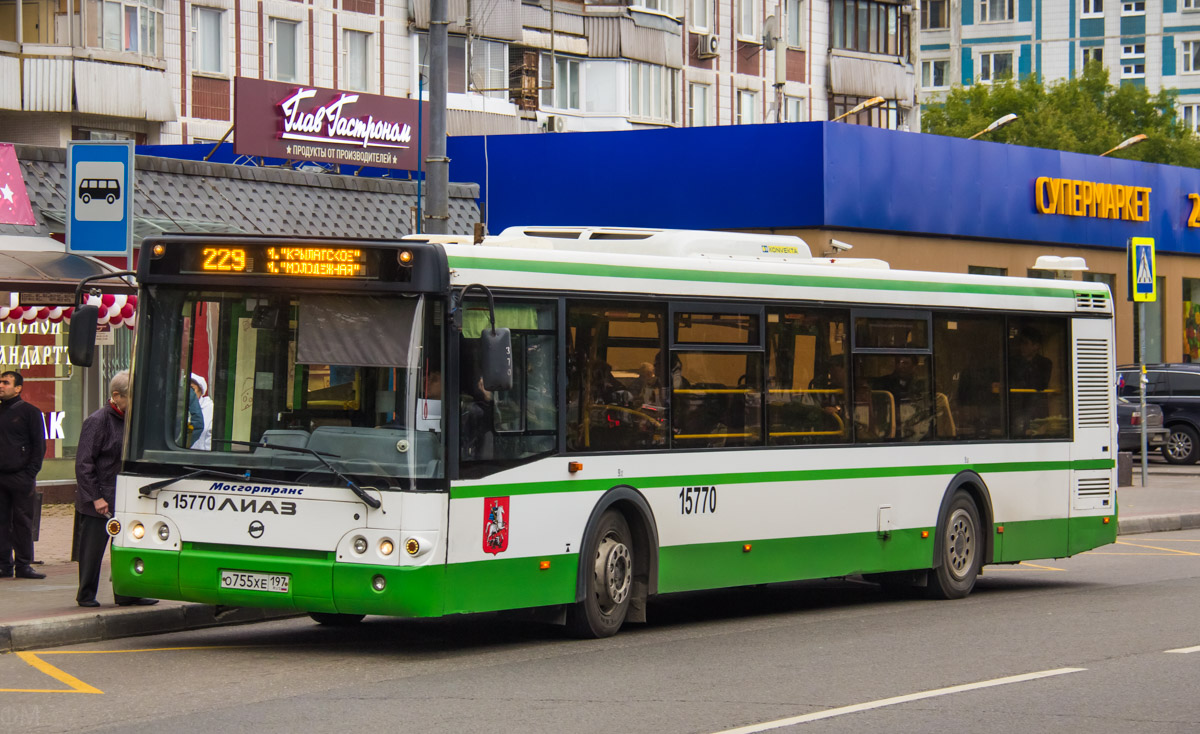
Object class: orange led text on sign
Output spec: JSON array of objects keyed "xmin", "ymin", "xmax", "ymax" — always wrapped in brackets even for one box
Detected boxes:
[
  {"xmin": 1034, "ymin": 176, "xmax": 1151, "ymax": 222},
  {"xmin": 264, "ymin": 247, "xmax": 365, "ymax": 277}
]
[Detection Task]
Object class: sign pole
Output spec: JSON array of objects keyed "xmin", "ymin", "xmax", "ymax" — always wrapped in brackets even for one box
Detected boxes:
[
  {"xmin": 1129, "ymin": 236, "xmax": 1155, "ymax": 488},
  {"xmin": 1139, "ymin": 309, "xmax": 1148, "ymax": 487}
]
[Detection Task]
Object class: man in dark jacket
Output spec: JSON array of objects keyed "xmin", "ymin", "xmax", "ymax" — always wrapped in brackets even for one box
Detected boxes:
[
  {"xmin": 0, "ymin": 370, "xmax": 46, "ymax": 580},
  {"xmin": 75, "ymin": 369, "xmax": 156, "ymax": 607}
]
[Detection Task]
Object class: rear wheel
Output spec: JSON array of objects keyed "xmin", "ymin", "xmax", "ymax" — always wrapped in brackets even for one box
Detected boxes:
[
  {"xmin": 927, "ymin": 492, "xmax": 981, "ymax": 600},
  {"xmin": 308, "ymin": 612, "xmax": 365, "ymax": 626},
  {"xmin": 566, "ymin": 510, "xmax": 633, "ymax": 638},
  {"xmin": 1163, "ymin": 424, "xmax": 1199, "ymax": 464}
]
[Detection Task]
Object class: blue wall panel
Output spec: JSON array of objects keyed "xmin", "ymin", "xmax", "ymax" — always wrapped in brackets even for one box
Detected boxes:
[
  {"xmin": 1121, "ymin": 15, "xmax": 1146, "ymax": 36},
  {"xmin": 1165, "ymin": 36, "xmax": 1177, "ymax": 76},
  {"xmin": 1080, "ymin": 17, "xmax": 1105, "ymax": 37},
  {"xmin": 447, "ymin": 123, "xmax": 1200, "ymax": 255}
]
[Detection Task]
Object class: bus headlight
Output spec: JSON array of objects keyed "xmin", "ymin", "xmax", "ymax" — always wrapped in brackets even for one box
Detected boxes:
[
  {"xmin": 131, "ymin": 522, "xmax": 145, "ymax": 540},
  {"xmin": 379, "ymin": 539, "xmax": 394, "ymax": 556},
  {"xmin": 372, "ymin": 575, "xmax": 386, "ymax": 591},
  {"xmin": 353, "ymin": 536, "xmax": 368, "ymax": 555}
]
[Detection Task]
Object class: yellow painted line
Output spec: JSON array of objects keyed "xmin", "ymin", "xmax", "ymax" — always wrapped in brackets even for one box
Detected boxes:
[
  {"xmin": 1, "ymin": 645, "xmax": 249, "ymax": 695},
  {"xmin": 0, "ymin": 653, "xmax": 103, "ymax": 694},
  {"xmin": 1087, "ymin": 552, "xmax": 1200, "ymax": 556},
  {"xmin": 712, "ymin": 668, "xmax": 1086, "ymax": 733},
  {"xmin": 1115, "ymin": 540, "xmax": 1200, "ymax": 556},
  {"xmin": 984, "ymin": 562, "xmax": 1066, "ymax": 572},
  {"xmin": 1166, "ymin": 645, "xmax": 1200, "ymax": 654}
]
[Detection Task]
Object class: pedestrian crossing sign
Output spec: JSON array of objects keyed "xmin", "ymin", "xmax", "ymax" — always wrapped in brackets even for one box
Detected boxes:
[{"xmin": 1128, "ymin": 237, "xmax": 1156, "ymax": 303}]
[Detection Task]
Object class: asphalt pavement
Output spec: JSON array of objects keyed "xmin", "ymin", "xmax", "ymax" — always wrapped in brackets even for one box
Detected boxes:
[{"xmin": 2, "ymin": 463, "xmax": 1198, "ymax": 654}]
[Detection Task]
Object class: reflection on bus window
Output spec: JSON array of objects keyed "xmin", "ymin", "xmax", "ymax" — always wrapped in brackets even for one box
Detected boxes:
[
  {"xmin": 766, "ymin": 309, "xmax": 850, "ymax": 445},
  {"xmin": 1007, "ymin": 317, "xmax": 1069, "ymax": 438}
]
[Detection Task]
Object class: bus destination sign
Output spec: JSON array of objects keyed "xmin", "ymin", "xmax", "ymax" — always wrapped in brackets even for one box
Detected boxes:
[{"xmin": 182, "ymin": 245, "xmax": 377, "ymax": 279}]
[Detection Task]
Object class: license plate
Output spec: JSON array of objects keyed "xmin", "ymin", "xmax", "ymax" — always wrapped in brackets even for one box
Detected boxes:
[{"xmin": 219, "ymin": 570, "xmax": 290, "ymax": 593}]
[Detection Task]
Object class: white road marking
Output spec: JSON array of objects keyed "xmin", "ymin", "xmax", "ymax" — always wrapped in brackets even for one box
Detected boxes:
[
  {"xmin": 1166, "ymin": 645, "xmax": 1200, "ymax": 654},
  {"xmin": 712, "ymin": 667, "xmax": 1087, "ymax": 733}
]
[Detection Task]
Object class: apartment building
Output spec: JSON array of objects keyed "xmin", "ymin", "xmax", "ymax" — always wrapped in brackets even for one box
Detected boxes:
[
  {"xmin": 916, "ymin": 0, "xmax": 1200, "ymax": 132},
  {"xmin": 0, "ymin": 0, "xmax": 918, "ymax": 149}
]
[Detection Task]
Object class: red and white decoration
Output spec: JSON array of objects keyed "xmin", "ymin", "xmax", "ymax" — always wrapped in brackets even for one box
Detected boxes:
[{"xmin": 0, "ymin": 294, "xmax": 137, "ymax": 329}]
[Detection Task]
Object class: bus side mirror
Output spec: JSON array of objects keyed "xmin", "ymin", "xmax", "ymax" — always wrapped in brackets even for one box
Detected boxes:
[
  {"xmin": 480, "ymin": 327, "xmax": 513, "ymax": 392},
  {"xmin": 68, "ymin": 305, "xmax": 100, "ymax": 367}
]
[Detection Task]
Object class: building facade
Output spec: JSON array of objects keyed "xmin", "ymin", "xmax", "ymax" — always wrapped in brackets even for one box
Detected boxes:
[
  {"xmin": 1, "ymin": 0, "xmax": 920, "ymax": 152},
  {"xmin": 916, "ymin": 0, "xmax": 1200, "ymax": 133}
]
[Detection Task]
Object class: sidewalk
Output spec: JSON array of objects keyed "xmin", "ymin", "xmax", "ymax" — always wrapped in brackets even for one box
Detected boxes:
[{"xmin": 2, "ymin": 467, "xmax": 1198, "ymax": 653}]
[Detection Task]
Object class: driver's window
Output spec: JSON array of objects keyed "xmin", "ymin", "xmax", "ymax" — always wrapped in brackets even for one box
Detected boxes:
[{"xmin": 566, "ymin": 301, "xmax": 667, "ymax": 452}]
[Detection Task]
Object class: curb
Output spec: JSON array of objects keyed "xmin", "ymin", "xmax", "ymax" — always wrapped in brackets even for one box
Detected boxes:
[
  {"xmin": 0, "ymin": 605, "xmax": 300, "ymax": 653},
  {"xmin": 1118, "ymin": 512, "xmax": 1200, "ymax": 536}
]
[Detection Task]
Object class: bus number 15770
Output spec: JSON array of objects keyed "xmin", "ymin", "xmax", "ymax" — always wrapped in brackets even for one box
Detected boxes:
[{"xmin": 679, "ymin": 486, "xmax": 717, "ymax": 515}]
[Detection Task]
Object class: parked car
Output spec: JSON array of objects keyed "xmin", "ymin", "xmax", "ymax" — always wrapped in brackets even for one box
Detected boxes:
[
  {"xmin": 1116, "ymin": 364, "xmax": 1200, "ymax": 464},
  {"xmin": 1116, "ymin": 396, "xmax": 1168, "ymax": 454}
]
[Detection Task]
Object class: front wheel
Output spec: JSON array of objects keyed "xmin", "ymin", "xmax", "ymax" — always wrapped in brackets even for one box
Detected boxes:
[
  {"xmin": 308, "ymin": 612, "xmax": 365, "ymax": 626},
  {"xmin": 566, "ymin": 510, "xmax": 633, "ymax": 638},
  {"xmin": 927, "ymin": 492, "xmax": 981, "ymax": 600},
  {"xmin": 1163, "ymin": 424, "xmax": 1199, "ymax": 464}
]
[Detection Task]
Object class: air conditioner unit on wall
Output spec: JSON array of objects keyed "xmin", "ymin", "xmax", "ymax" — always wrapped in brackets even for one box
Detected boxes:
[
  {"xmin": 698, "ymin": 33, "xmax": 720, "ymax": 59},
  {"xmin": 547, "ymin": 115, "xmax": 567, "ymax": 132}
]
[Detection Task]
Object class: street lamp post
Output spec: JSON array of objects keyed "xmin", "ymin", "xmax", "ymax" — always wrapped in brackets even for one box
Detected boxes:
[
  {"xmin": 831, "ymin": 96, "xmax": 885, "ymax": 123},
  {"xmin": 968, "ymin": 113, "xmax": 1018, "ymax": 140},
  {"xmin": 1100, "ymin": 133, "xmax": 1148, "ymax": 157}
]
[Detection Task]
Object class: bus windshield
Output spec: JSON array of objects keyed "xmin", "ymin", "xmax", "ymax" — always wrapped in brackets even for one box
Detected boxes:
[{"xmin": 128, "ymin": 287, "xmax": 444, "ymax": 485}]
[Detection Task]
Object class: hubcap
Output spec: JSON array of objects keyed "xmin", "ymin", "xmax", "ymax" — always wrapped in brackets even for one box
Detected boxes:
[
  {"xmin": 945, "ymin": 508, "xmax": 975, "ymax": 581},
  {"xmin": 1168, "ymin": 431, "xmax": 1193, "ymax": 461},
  {"xmin": 593, "ymin": 535, "xmax": 631, "ymax": 612}
]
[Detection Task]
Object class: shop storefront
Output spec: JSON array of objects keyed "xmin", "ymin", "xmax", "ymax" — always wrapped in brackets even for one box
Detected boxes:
[{"xmin": 447, "ymin": 122, "xmax": 1200, "ymax": 366}]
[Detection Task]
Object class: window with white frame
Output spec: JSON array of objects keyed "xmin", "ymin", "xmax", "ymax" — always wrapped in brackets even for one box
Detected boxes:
[
  {"xmin": 1184, "ymin": 41, "xmax": 1200, "ymax": 73},
  {"xmin": 1121, "ymin": 0, "xmax": 1144, "ymax": 13},
  {"xmin": 541, "ymin": 54, "xmax": 581, "ymax": 110},
  {"xmin": 691, "ymin": 0, "xmax": 711, "ymax": 30},
  {"xmin": 630, "ymin": 62, "xmax": 676, "ymax": 123},
  {"xmin": 736, "ymin": 89, "xmax": 758, "ymax": 124},
  {"xmin": 979, "ymin": 0, "xmax": 1014, "ymax": 22},
  {"xmin": 784, "ymin": 95, "xmax": 806, "ymax": 121},
  {"xmin": 1081, "ymin": 0, "xmax": 1102, "ymax": 16},
  {"xmin": 688, "ymin": 82, "xmax": 711, "ymax": 126},
  {"xmin": 1187, "ymin": 0, "xmax": 1200, "ymax": 10},
  {"xmin": 1083, "ymin": 47, "xmax": 1103, "ymax": 67},
  {"xmin": 978, "ymin": 51, "xmax": 1013, "ymax": 82},
  {"xmin": 737, "ymin": 0, "xmax": 758, "ymax": 39},
  {"xmin": 191, "ymin": 7, "xmax": 224, "ymax": 73},
  {"xmin": 343, "ymin": 30, "xmax": 372, "ymax": 91},
  {"xmin": 785, "ymin": 0, "xmax": 804, "ymax": 46},
  {"xmin": 416, "ymin": 34, "xmax": 472, "ymax": 95},
  {"xmin": 1183, "ymin": 103, "xmax": 1200, "ymax": 132},
  {"xmin": 470, "ymin": 39, "xmax": 508, "ymax": 98},
  {"xmin": 633, "ymin": 0, "xmax": 677, "ymax": 14},
  {"xmin": 96, "ymin": 0, "xmax": 165, "ymax": 56},
  {"xmin": 1122, "ymin": 43, "xmax": 1145, "ymax": 56},
  {"xmin": 1121, "ymin": 42, "xmax": 1145, "ymax": 78},
  {"xmin": 922, "ymin": 0, "xmax": 948, "ymax": 29},
  {"xmin": 268, "ymin": 18, "xmax": 299, "ymax": 83},
  {"xmin": 922, "ymin": 59, "xmax": 949, "ymax": 88}
]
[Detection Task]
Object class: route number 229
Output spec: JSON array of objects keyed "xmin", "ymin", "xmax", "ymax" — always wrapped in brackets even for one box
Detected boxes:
[{"xmin": 679, "ymin": 486, "xmax": 717, "ymax": 515}]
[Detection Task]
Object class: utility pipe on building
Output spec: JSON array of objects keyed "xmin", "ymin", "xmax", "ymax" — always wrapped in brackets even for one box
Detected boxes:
[{"xmin": 426, "ymin": 0, "xmax": 450, "ymax": 234}]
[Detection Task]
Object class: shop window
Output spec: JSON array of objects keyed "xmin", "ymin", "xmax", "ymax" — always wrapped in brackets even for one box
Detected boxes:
[{"xmin": 1184, "ymin": 277, "xmax": 1200, "ymax": 362}]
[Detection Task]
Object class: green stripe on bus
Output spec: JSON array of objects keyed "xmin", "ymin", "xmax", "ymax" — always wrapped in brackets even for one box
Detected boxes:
[
  {"xmin": 447, "ymin": 255, "xmax": 1089, "ymax": 299},
  {"xmin": 451, "ymin": 458, "xmax": 1115, "ymax": 499}
]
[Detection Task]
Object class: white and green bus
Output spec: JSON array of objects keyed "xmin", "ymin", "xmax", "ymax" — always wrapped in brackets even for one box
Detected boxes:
[{"xmin": 73, "ymin": 227, "xmax": 1117, "ymax": 637}]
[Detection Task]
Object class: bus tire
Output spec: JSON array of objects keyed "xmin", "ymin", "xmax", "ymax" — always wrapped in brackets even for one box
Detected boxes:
[
  {"xmin": 308, "ymin": 612, "xmax": 365, "ymax": 626},
  {"xmin": 927, "ymin": 491, "xmax": 981, "ymax": 600},
  {"xmin": 566, "ymin": 510, "xmax": 633, "ymax": 638}
]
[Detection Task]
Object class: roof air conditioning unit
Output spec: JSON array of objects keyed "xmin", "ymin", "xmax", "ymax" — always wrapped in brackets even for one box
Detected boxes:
[
  {"xmin": 698, "ymin": 33, "xmax": 720, "ymax": 59},
  {"xmin": 547, "ymin": 115, "xmax": 567, "ymax": 132}
]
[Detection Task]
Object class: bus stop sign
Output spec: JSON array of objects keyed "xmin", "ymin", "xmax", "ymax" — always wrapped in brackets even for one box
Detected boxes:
[
  {"xmin": 1128, "ymin": 237, "xmax": 1156, "ymax": 302},
  {"xmin": 67, "ymin": 140, "xmax": 134, "ymax": 259}
]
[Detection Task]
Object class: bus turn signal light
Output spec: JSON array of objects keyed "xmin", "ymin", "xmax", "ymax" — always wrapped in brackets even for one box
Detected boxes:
[
  {"xmin": 568, "ymin": 461, "xmax": 583, "ymax": 473},
  {"xmin": 743, "ymin": 544, "xmax": 752, "ymax": 553},
  {"xmin": 921, "ymin": 530, "xmax": 929, "ymax": 539},
  {"xmin": 540, "ymin": 560, "xmax": 551, "ymax": 570},
  {"xmin": 1103, "ymin": 517, "xmax": 1110, "ymax": 524}
]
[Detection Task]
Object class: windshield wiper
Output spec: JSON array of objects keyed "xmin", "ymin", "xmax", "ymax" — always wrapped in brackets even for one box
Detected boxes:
[
  {"xmin": 138, "ymin": 467, "xmax": 256, "ymax": 497},
  {"xmin": 214, "ymin": 439, "xmax": 382, "ymax": 509}
]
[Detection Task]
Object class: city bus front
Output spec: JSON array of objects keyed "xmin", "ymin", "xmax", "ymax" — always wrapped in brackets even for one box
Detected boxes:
[{"xmin": 109, "ymin": 236, "xmax": 451, "ymax": 618}]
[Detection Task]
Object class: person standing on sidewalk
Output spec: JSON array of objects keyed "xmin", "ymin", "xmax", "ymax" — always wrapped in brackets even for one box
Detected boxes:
[
  {"xmin": 74, "ymin": 370, "xmax": 156, "ymax": 608},
  {"xmin": 0, "ymin": 370, "xmax": 47, "ymax": 580}
]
